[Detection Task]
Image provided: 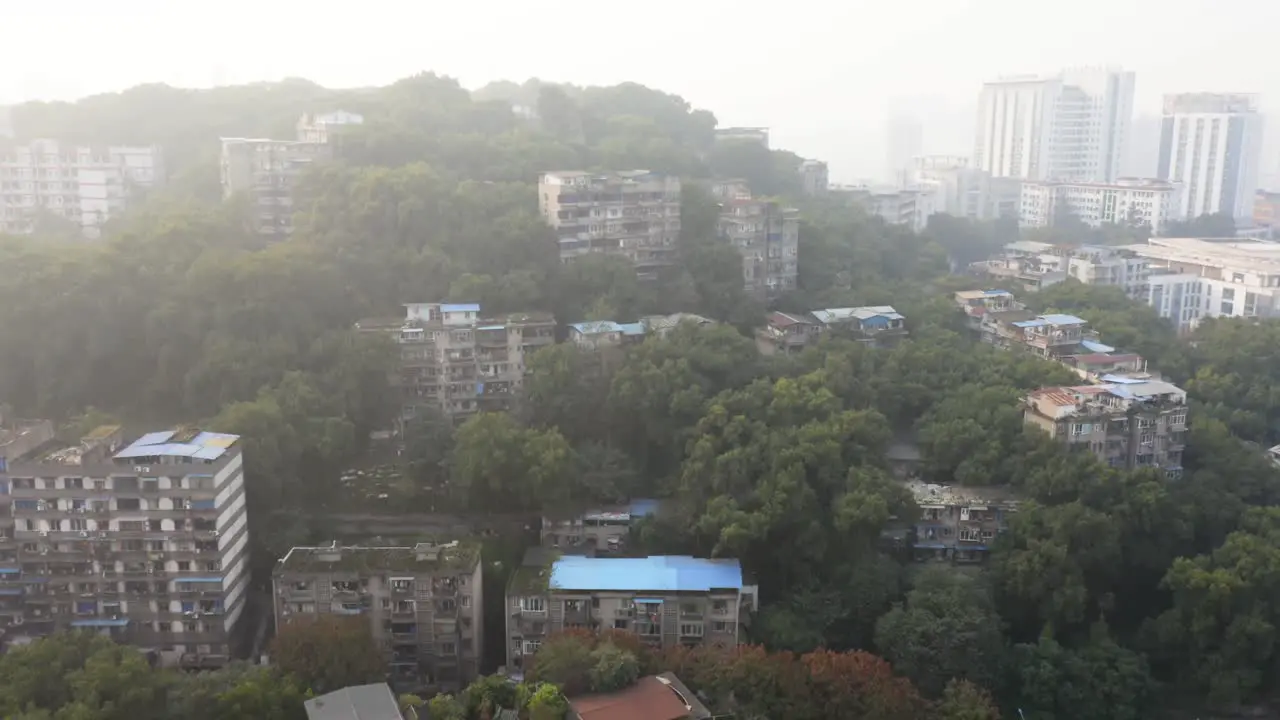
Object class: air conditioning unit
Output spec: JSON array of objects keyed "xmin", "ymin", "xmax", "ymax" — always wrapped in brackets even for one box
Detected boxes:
[
  {"xmin": 39, "ymin": 531, "xmax": 48, "ymax": 537},
  {"xmin": 98, "ymin": 532, "xmax": 107, "ymax": 538},
  {"xmin": 79, "ymin": 531, "xmax": 88, "ymax": 538}
]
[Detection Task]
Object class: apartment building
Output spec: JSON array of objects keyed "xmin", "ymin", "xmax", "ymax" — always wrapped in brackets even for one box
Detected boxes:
[
  {"xmin": 1024, "ymin": 376, "xmax": 1188, "ymax": 476},
  {"xmin": 220, "ymin": 110, "xmax": 362, "ymax": 238},
  {"xmin": 799, "ymin": 159, "xmax": 829, "ymax": 196},
  {"xmin": 505, "ymin": 555, "xmax": 756, "ymax": 674},
  {"xmin": 273, "ymin": 541, "xmax": 483, "ymax": 690},
  {"xmin": 540, "ymin": 499, "xmax": 660, "ymax": 555},
  {"xmin": 981, "ymin": 311, "xmax": 1097, "ymax": 361},
  {"xmin": 538, "ymin": 170, "xmax": 682, "ymax": 280},
  {"xmin": 862, "ymin": 187, "xmax": 934, "ymax": 231},
  {"xmin": 954, "ymin": 289, "xmax": 1018, "ymax": 333},
  {"xmin": 906, "ymin": 482, "xmax": 1018, "ymax": 564},
  {"xmin": 717, "ymin": 196, "xmax": 800, "ymax": 300},
  {"xmin": 0, "ymin": 140, "xmax": 165, "ymax": 238},
  {"xmin": 358, "ymin": 303, "xmax": 555, "ymax": 425},
  {"xmin": 1158, "ymin": 93, "xmax": 1263, "ymax": 223},
  {"xmin": 0, "ymin": 426, "xmax": 247, "ymax": 667},
  {"xmin": 1128, "ymin": 237, "xmax": 1280, "ymax": 332},
  {"xmin": 974, "ymin": 67, "xmax": 1134, "ymax": 183},
  {"xmin": 1019, "ymin": 178, "xmax": 1181, "ymax": 235}
]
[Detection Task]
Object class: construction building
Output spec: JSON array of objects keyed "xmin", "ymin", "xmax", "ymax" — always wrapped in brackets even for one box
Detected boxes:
[
  {"xmin": 716, "ymin": 192, "xmax": 800, "ymax": 301},
  {"xmin": 904, "ymin": 482, "xmax": 1019, "ymax": 564},
  {"xmin": 505, "ymin": 555, "xmax": 757, "ymax": 675},
  {"xmin": 1024, "ymin": 376, "xmax": 1188, "ymax": 476},
  {"xmin": 220, "ymin": 111, "xmax": 362, "ymax": 238},
  {"xmin": 0, "ymin": 140, "xmax": 165, "ymax": 238},
  {"xmin": 538, "ymin": 170, "xmax": 682, "ymax": 280},
  {"xmin": 0, "ymin": 426, "xmax": 247, "ymax": 667},
  {"xmin": 273, "ymin": 540, "xmax": 484, "ymax": 691},
  {"xmin": 357, "ymin": 303, "xmax": 556, "ymax": 426}
]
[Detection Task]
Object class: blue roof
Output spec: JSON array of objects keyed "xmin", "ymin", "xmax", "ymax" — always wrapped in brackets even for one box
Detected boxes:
[
  {"xmin": 629, "ymin": 498, "xmax": 660, "ymax": 517},
  {"xmin": 476, "ymin": 325, "xmax": 505, "ymax": 331},
  {"xmin": 550, "ymin": 555, "xmax": 744, "ymax": 592},
  {"xmin": 71, "ymin": 618, "xmax": 129, "ymax": 628},
  {"xmin": 569, "ymin": 321, "xmax": 623, "ymax": 334},
  {"xmin": 1080, "ymin": 339, "xmax": 1116, "ymax": 353},
  {"xmin": 618, "ymin": 322, "xmax": 646, "ymax": 336},
  {"xmin": 983, "ymin": 289, "xmax": 1012, "ymax": 296},
  {"xmin": 1100, "ymin": 374, "xmax": 1145, "ymax": 384},
  {"xmin": 1039, "ymin": 313, "xmax": 1087, "ymax": 325},
  {"xmin": 441, "ymin": 303, "xmax": 480, "ymax": 313},
  {"xmin": 114, "ymin": 430, "xmax": 239, "ymax": 461},
  {"xmin": 1011, "ymin": 319, "xmax": 1048, "ymax": 328},
  {"xmin": 0, "ymin": 568, "xmax": 19, "ymax": 574}
]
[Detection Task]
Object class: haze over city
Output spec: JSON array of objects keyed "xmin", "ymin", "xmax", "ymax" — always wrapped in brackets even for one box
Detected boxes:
[{"xmin": 4, "ymin": 0, "xmax": 1279, "ymax": 182}]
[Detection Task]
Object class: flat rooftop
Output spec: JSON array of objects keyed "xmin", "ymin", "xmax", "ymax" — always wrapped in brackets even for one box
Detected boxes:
[
  {"xmin": 1131, "ymin": 238, "xmax": 1280, "ymax": 269},
  {"xmin": 905, "ymin": 481, "xmax": 1019, "ymax": 509},
  {"xmin": 550, "ymin": 555, "xmax": 744, "ymax": 593},
  {"xmin": 276, "ymin": 541, "xmax": 481, "ymax": 575}
]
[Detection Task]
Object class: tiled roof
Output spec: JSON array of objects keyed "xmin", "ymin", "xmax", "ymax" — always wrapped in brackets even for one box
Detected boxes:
[{"xmin": 570, "ymin": 675, "xmax": 710, "ymax": 720}]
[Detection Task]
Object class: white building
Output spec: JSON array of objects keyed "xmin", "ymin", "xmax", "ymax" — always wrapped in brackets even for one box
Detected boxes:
[
  {"xmin": 1019, "ymin": 178, "xmax": 1181, "ymax": 234},
  {"xmin": 1129, "ymin": 237, "xmax": 1280, "ymax": 332},
  {"xmin": 974, "ymin": 67, "xmax": 1135, "ymax": 183},
  {"xmin": 903, "ymin": 155, "xmax": 1020, "ymax": 220},
  {"xmin": 976, "ymin": 241, "xmax": 1150, "ymax": 299},
  {"xmin": 1157, "ymin": 93, "xmax": 1264, "ymax": 223},
  {"xmin": 0, "ymin": 140, "xmax": 165, "ymax": 238},
  {"xmin": 799, "ymin": 159, "xmax": 829, "ymax": 196},
  {"xmin": 295, "ymin": 111, "xmax": 364, "ymax": 144}
]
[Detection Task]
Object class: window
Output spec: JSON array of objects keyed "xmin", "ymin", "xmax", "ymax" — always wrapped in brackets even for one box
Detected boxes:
[
  {"xmin": 613, "ymin": 619, "xmax": 629, "ymax": 630},
  {"xmin": 679, "ymin": 623, "xmax": 704, "ymax": 637},
  {"xmin": 712, "ymin": 600, "xmax": 729, "ymax": 614},
  {"xmin": 713, "ymin": 621, "xmax": 731, "ymax": 633},
  {"xmin": 460, "ymin": 595, "xmax": 471, "ymax": 608},
  {"xmin": 564, "ymin": 599, "xmax": 584, "ymax": 612},
  {"xmin": 440, "ymin": 642, "xmax": 456, "ymax": 654},
  {"xmin": 390, "ymin": 578, "xmax": 412, "ymax": 592},
  {"xmin": 520, "ymin": 597, "xmax": 545, "ymax": 613},
  {"xmin": 116, "ymin": 498, "xmax": 141, "ymax": 511},
  {"xmin": 522, "ymin": 640, "xmax": 541, "ymax": 655}
]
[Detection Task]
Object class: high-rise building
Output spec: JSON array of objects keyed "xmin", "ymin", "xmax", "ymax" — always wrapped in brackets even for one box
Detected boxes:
[
  {"xmin": 974, "ymin": 67, "xmax": 1134, "ymax": 183},
  {"xmin": 538, "ymin": 170, "xmax": 682, "ymax": 280},
  {"xmin": 220, "ymin": 111, "xmax": 362, "ymax": 239},
  {"xmin": 885, "ymin": 114, "xmax": 923, "ymax": 184},
  {"xmin": 712, "ymin": 181, "xmax": 799, "ymax": 301},
  {"xmin": 798, "ymin": 159, "xmax": 829, "ymax": 196},
  {"xmin": 1157, "ymin": 93, "xmax": 1264, "ymax": 223},
  {"xmin": 0, "ymin": 140, "xmax": 165, "ymax": 238},
  {"xmin": 0, "ymin": 425, "xmax": 248, "ymax": 667}
]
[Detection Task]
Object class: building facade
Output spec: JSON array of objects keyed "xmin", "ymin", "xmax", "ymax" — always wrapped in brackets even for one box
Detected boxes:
[
  {"xmin": 976, "ymin": 241, "xmax": 1150, "ymax": 300},
  {"xmin": 799, "ymin": 159, "xmax": 829, "ymax": 196},
  {"xmin": 1157, "ymin": 93, "xmax": 1264, "ymax": 223},
  {"xmin": 0, "ymin": 140, "xmax": 165, "ymax": 237},
  {"xmin": 0, "ymin": 426, "xmax": 247, "ymax": 667},
  {"xmin": 716, "ymin": 196, "xmax": 800, "ymax": 300},
  {"xmin": 1131, "ymin": 237, "xmax": 1280, "ymax": 332},
  {"xmin": 273, "ymin": 541, "xmax": 483, "ymax": 690},
  {"xmin": 902, "ymin": 156, "xmax": 1019, "ymax": 221},
  {"xmin": 974, "ymin": 67, "xmax": 1134, "ymax": 183},
  {"xmin": 220, "ymin": 111, "xmax": 361, "ymax": 238},
  {"xmin": 906, "ymin": 482, "xmax": 1018, "ymax": 564},
  {"xmin": 1024, "ymin": 377, "xmax": 1188, "ymax": 476},
  {"xmin": 1019, "ymin": 178, "xmax": 1181, "ymax": 234},
  {"xmin": 538, "ymin": 171, "xmax": 682, "ymax": 280},
  {"xmin": 358, "ymin": 303, "xmax": 555, "ymax": 425},
  {"xmin": 505, "ymin": 555, "xmax": 756, "ymax": 675}
]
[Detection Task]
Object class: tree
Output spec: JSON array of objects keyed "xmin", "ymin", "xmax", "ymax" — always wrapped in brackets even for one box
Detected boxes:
[
  {"xmin": 527, "ymin": 631, "xmax": 596, "ymax": 696},
  {"xmin": 270, "ymin": 615, "xmax": 386, "ymax": 693},
  {"xmin": 451, "ymin": 412, "xmax": 578, "ymax": 511},
  {"xmin": 588, "ymin": 642, "xmax": 641, "ymax": 692},
  {"xmin": 935, "ymin": 679, "xmax": 1001, "ymax": 720},
  {"xmin": 168, "ymin": 664, "xmax": 309, "ymax": 720},
  {"xmin": 874, "ymin": 568, "xmax": 1005, "ymax": 697},
  {"xmin": 1011, "ymin": 628, "xmax": 1154, "ymax": 720},
  {"xmin": 425, "ymin": 694, "xmax": 466, "ymax": 720},
  {"xmin": 524, "ymin": 682, "xmax": 570, "ymax": 720},
  {"xmin": 0, "ymin": 632, "xmax": 171, "ymax": 720}
]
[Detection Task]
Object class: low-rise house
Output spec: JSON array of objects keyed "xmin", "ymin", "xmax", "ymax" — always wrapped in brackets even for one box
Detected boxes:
[
  {"xmin": 541, "ymin": 499, "xmax": 661, "ymax": 554},
  {"xmin": 954, "ymin": 289, "xmax": 1018, "ymax": 332},
  {"xmin": 304, "ymin": 683, "xmax": 403, "ymax": 720},
  {"xmin": 273, "ymin": 541, "xmax": 483, "ymax": 691},
  {"xmin": 906, "ymin": 482, "xmax": 1018, "ymax": 564},
  {"xmin": 568, "ymin": 673, "xmax": 711, "ymax": 720},
  {"xmin": 1059, "ymin": 351, "xmax": 1145, "ymax": 383},
  {"xmin": 505, "ymin": 555, "xmax": 756, "ymax": 674},
  {"xmin": 811, "ymin": 306, "xmax": 908, "ymax": 345},
  {"xmin": 640, "ymin": 313, "xmax": 714, "ymax": 338},
  {"xmin": 982, "ymin": 312, "xmax": 1094, "ymax": 360},
  {"xmin": 1024, "ymin": 375, "xmax": 1188, "ymax": 476},
  {"xmin": 568, "ymin": 322, "xmax": 625, "ymax": 351},
  {"xmin": 755, "ymin": 312, "xmax": 821, "ymax": 355}
]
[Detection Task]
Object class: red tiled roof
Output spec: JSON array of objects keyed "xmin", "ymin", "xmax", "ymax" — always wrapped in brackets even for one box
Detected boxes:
[{"xmin": 570, "ymin": 676, "xmax": 694, "ymax": 720}]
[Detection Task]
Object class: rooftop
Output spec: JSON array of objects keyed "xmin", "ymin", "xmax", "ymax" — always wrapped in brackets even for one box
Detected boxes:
[
  {"xmin": 570, "ymin": 674, "xmax": 711, "ymax": 720},
  {"xmin": 550, "ymin": 555, "xmax": 744, "ymax": 593},
  {"xmin": 275, "ymin": 540, "xmax": 480, "ymax": 575},
  {"xmin": 905, "ymin": 481, "xmax": 1019, "ymax": 509},
  {"xmin": 1011, "ymin": 313, "xmax": 1088, "ymax": 328},
  {"xmin": 1130, "ymin": 237, "xmax": 1280, "ymax": 270},
  {"xmin": 113, "ymin": 429, "xmax": 240, "ymax": 461},
  {"xmin": 811, "ymin": 306, "xmax": 904, "ymax": 324},
  {"xmin": 766, "ymin": 311, "xmax": 815, "ymax": 328},
  {"xmin": 570, "ymin": 321, "xmax": 623, "ymax": 335},
  {"xmin": 954, "ymin": 289, "xmax": 1014, "ymax": 300},
  {"xmin": 304, "ymin": 683, "xmax": 401, "ymax": 720}
]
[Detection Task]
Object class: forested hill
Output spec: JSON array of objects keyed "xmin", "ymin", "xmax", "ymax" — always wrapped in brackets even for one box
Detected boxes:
[{"xmin": 2, "ymin": 74, "xmax": 1280, "ymax": 719}]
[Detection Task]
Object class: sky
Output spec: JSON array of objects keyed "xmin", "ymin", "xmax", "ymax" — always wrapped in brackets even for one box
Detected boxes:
[{"xmin": 2, "ymin": 0, "xmax": 1277, "ymax": 183}]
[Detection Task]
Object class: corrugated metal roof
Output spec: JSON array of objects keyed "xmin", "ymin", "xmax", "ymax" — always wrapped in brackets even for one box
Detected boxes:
[
  {"xmin": 618, "ymin": 322, "xmax": 647, "ymax": 336},
  {"xmin": 441, "ymin": 303, "xmax": 480, "ymax": 313},
  {"xmin": 305, "ymin": 684, "xmax": 402, "ymax": 720},
  {"xmin": 113, "ymin": 430, "xmax": 240, "ymax": 461},
  {"xmin": 1039, "ymin": 313, "xmax": 1087, "ymax": 325},
  {"xmin": 550, "ymin": 556, "xmax": 743, "ymax": 592},
  {"xmin": 570, "ymin": 321, "xmax": 623, "ymax": 334},
  {"xmin": 1080, "ymin": 339, "xmax": 1116, "ymax": 353}
]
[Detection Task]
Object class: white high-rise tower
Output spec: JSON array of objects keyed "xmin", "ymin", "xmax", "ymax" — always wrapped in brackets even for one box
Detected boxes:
[{"xmin": 1157, "ymin": 93, "xmax": 1264, "ymax": 223}]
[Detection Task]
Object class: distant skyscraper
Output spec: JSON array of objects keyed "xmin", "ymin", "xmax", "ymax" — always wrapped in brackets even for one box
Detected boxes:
[
  {"xmin": 973, "ymin": 67, "xmax": 1134, "ymax": 183},
  {"xmin": 1158, "ymin": 93, "xmax": 1264, "ymax": 222},
  {"xmin": 1124, "ymin": 114, "xmax": 1161, "ymax": 178},
  {"xmin": 886, "ymin": 114, "xmax": 922, "ymax": 185}
]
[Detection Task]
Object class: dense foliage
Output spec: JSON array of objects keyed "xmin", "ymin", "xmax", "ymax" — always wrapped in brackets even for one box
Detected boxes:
[{"xmin": 5, "ymin": 72, "xmax": 1280, "ymax": 718}]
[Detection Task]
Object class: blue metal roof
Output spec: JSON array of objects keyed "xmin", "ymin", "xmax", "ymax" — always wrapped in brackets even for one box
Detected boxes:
[
  {"xmin": 618, "ymin": 322, "xmax": 646, "ymax": 336},
  {"xmin": 441, "ymin": 303, "xmax": 480, "ymax": 313},
  {"xmin": 71, "ymin": 618, "xmax": 130, "ymax": 628},
  {"xmin": 1039, "ymin": 313, "xmax": 1087, "ymax": 325},
  {"xmin": 1080, "ymin": 339, "xmax": 1116, "ymax": 353},
  {"xmin": 629, "ymin": 498, "xmax": 660, "ymax": 517},
  {"xmin": 114, "ymin": 430, "xmax": 239, "ymax": 461},
  {"xmin": 550, "ymin": 556, "xmax": 744, "ymax": 592},
  {"xmin": 983, "ymin": 289, "xmax": 1012, "ymax": 296},
  {"xmin": 1100, "ymin": 374, "xmax": 1145, "ymax": 384},
  {"xmin": 569, "ymin": 321, "xmax": 623, "ymax": 334}
]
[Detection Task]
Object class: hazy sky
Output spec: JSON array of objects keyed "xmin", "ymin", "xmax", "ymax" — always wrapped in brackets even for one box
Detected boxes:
[{"xmin": 3, "ymin": 0, "xmax": 1276, "ymax": 182}]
